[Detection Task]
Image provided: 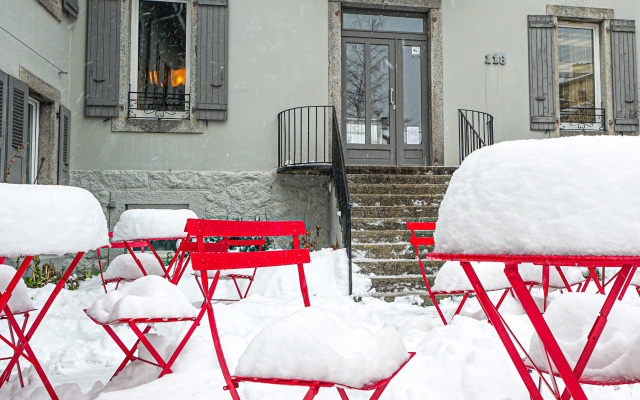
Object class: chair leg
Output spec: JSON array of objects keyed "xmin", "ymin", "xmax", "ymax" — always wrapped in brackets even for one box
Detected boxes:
[
  {"xmin": 302, "ymin": 386, "xmax": 319, "ymax": 400},
  {"xmin": 337, "ymin": 387, "xmax": 350, "ymax": 400},
  {"xmin": 367, "ymin": 382, "xmax": 389, "ymax": 400}
]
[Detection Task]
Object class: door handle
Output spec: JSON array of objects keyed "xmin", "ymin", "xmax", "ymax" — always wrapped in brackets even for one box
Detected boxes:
[{"xmin": 390, "ymin": 88, "xmax": 396, "ymax": 110}]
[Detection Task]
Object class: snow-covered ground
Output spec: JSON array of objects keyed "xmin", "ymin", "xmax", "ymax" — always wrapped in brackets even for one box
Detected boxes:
[{"xmin": 1, "ymin": 249, "xmax": 639, "ymax": 399}]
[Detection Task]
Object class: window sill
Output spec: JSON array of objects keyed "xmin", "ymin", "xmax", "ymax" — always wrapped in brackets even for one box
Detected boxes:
[
  {"xmin": 111, "ymin": 117, "xmax": 205, "ymax": 134},
  {"xmin": 37, "ymin": 0, "xmax": 63, "ymax": 22}
]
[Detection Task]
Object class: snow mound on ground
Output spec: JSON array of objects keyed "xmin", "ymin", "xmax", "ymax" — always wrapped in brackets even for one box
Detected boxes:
[
  {"xmin": 0, "ymin": 183, "xmax": 108, "ymax": 257},
  {"xmin": 529, "ymin": 293, "xmax": 640, "ymax": 383},
  {"xmin": 103, "ymin": 253, "xmax": 165, "ymax": 280},
  {"xmin": 0, "ymin": 264, "xmax": 34, "ymax": 314},
  {"xmin": 86, "ymin": 275, "xmax": 195, "ymax": 323},
  {"xmin": 234, "ymin": 307, "xmax": 410, "ymax": 388},
  {"xmin": 112, "ymin": 209, "xmax": 197, "ymax": 241},
  {"xmin": 434, "ymin": 136, "xmax": 640, "ymax": 255}
]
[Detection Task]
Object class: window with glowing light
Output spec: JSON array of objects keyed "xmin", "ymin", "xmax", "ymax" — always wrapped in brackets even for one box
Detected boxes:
[{"xmin": 130, "ymin": 0, "xmax": 190, "ymax": 117}]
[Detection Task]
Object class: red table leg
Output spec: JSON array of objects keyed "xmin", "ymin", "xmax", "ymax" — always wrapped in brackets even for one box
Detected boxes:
[{"xmin": 459, "ymin": 262, "xmax": 543, "ymax": 400}]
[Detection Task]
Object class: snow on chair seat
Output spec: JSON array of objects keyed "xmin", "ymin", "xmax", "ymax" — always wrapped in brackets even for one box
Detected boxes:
[
  {"xmin": 527, "ymin": 292, "xmax": 640, "ymax": 385},
  {"xmin": 0, "ymin": 183, "xmax": 108, "ymax": 399},
  {"xmin": 102, "ymin": 252, "xmax": 166, "ymax": 286},
  {"xmin": 187, "ymin": 219, "xmax": 414, "ymax": 400},
  {"xmin": 85, "ymin": 275, "xmax": 199, "ymax": 380}
]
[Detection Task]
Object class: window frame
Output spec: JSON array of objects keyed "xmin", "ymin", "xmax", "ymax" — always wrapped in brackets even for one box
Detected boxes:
[
  {"xmin": 27, "ymin": 97, "xmax": 40, "ymax": 184},
  {"xmin": 557, "ymin": 21, "xmax": 602, "ymax": 131},
  {"xmin": 129, "ymin": 0, "xmax": 192, "ymax": 119}
]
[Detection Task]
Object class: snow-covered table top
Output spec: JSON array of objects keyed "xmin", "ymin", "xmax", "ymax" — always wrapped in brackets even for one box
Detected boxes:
[
  {"xmin": 0, "ymin": 183, "xmax": 108, "ymax": 257},
  {"xmin": 434, "ymin": 136, "xmax": 640, "ymax": 256},
  {"xmin": 112, "ymin": 209, "xmax": 197, "ymax": 242}
]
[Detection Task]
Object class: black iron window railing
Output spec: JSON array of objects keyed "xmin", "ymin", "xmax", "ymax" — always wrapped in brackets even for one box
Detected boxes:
[
  {"xmin": 459, "ymin": 109, "xmax": 494, "ymax": 163},
  {"xmin": 128, "ymin": 92, "xmax": 190, "ymax": 120},
  {"xmin": 560, "ymin": 107, "xmax": 605, "ymax": 131}
]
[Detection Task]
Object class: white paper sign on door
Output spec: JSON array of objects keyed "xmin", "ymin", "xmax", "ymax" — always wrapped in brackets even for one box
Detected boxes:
[{"xmin": 406, "ymin": 127, "xmax": 420, "ymax": 145}]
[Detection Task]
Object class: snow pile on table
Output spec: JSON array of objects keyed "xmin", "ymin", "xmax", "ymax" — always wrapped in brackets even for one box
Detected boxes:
[
  {"xmin": 86, "ymin": 275, "xmax": 195, "ymax": 323},
  {"xmin": 529, "ymin": 293, "xmax": 640, "ymax": 383},
  {"xmin": 234, "ymin": 307, "xmax": 410, "ymax": 388},
  {"xmin": 434, "ymin": 136, "xmax": 640, "ymax": 255},
  {"xmin": 432, "ymin": 261, "xmax": 509, "ymax": 292},
  {"xmin": 112, "ymin": 209, "xmax": 197, "ymax": 241},
  {"xmin": 103, "ymin": 253, "xmax": 165, "ymax": 280},
  {"xmin": 0, "ymin": 183, "xmax": 108, "ymax": 257},
  {"xmin": 0, "ymin": 264, "xmax": 34, "ymax": 314}
]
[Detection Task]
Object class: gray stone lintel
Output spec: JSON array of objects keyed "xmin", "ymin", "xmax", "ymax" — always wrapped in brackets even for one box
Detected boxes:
[
  {"xmin": 547, "ymin": 5, "xmax": 614, "ymax": 21},
  {"xmin": 19, "ymin": 67, "xmax": 62, "ymax": 104},
  {"xmin": 37, "ymin": 0, "xmax": 63, "ymax": 22},
  {"xmin": 337, "ymin": 0, "xmax": 441, "ymax": 12}
]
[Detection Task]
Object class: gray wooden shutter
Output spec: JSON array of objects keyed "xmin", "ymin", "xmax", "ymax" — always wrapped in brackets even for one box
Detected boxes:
[
  {"xmin": 611, "ymin": 20, "xmax": 639, "ymax": 133},
  {"xmin": 0, "ymin": 69, "xmax": 7, "ymax": 181},
  {"xmin": 58, "ymin": 105, "xmax": 71, "ymax": 185},
  {"xmin": 528, "ymin": 15, "xmax": 556, "ymax": 131},
  {"xmin": 63, "ymin": 0, "xmax": 79, "ymax": 19},
  {"xmin": 85, "ymin": 0, "xmax": 121, "ymax": 117},
  {"xmin": 196, "ymin": 0, "xmax": 229, "ymax": 121},
  {"xmin": 5, "ymin": 76, "xmax": 29, "ymax": 184}
]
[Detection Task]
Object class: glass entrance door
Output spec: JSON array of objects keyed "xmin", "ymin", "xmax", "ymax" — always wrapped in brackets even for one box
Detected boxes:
[{"xmin": 342, "ymin": 12, "xmax": 429, "ymax": 166}]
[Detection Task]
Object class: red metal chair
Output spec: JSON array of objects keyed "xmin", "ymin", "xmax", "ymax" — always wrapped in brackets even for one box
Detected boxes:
[
  {"xmin": 407, "ymin": 222, "xmax": 511, "ymax": 324},
  {"xmin": 187, "ymin": 219, "xmax": 415, "ymax": 400},
  {"xmin": 85, "ymin": 242, "xmax": 230, "ymax": 381}
]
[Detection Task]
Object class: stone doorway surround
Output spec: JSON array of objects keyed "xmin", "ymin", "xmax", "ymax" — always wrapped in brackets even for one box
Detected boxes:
[{"xmin": 328, "ymin": 0, "xmax": 444, "ymax": 165}]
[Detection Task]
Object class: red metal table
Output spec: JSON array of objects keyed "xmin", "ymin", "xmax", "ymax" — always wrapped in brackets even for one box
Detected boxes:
[
  {"xmin": 426, "ymin": 253, "xmax": 640, "ymax": 400},
  {"xmin": 0, "ymin": 252, "xmax": 86, "ymax": 399}
]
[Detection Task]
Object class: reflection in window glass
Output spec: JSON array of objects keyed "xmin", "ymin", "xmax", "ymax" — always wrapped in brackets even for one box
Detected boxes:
[
  {"xmin": 370, "ymin": 45, "xmax": 390, "ymax": 145},
  {"xmin": 138, "ymin": 0, "xmax": 187, "ymax": 108},
  {"xmin": 558, "ymin": 27, "xmax": 596, "ymax": 122},
  {"xmin": 403, "ymin": 45, "xmax": 422, "ymax": 145},
  {"xmin": 343, "ymin": 13, "xmax": 424, "ymax": 33},
  {"xmin": 345, "ymin": 43, "xmax": 366, "ymax": 144}
]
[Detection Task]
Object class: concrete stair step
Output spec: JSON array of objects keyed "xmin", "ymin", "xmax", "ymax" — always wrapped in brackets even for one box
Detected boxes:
[
  {"xmin": 352, "ymin": 217, "xmax": 437, "ymax": 231},
  {"xmin": 351, "ymin": 194, "xmax": 444, "ymax": 207},
  {"xmin": 352, "ymin": 206, "xmax": 439, "ymax": 219},
  {"xmin": 346, "ymin": 166, "xmax": 457, "ymax": 175},
  {"xmin": 352, "ymin": 229, "xmax": 410, "ymax": 244},
  {"xmin": 347, "ymin": 174, "xmax": 452, "ymax": 185},
  {"xmin": 349, "ymin": 183, "xmax": 449, "ymax": 195},
  {"xmin": 356, "ymin": 259, "xmax": 442, "ymax": 276},
  {"xmin": 353, "ymin": 243, "xmax": 432, "ymax": 260},
  {"xmin": 369, "ymin": 275, "xmax": 430, "ymax": 294}
]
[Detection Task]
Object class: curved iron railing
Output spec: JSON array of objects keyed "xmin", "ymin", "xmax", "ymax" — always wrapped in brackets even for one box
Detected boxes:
[
  {"xmin": 459, "ymin": 109, "xmax": 494, "ymax": 163},
  {"xmin": 277, "ymin": 106, "xmax": 332, "ymax": 172},
  {"xmin": 277, "ymin": 105, "xmax": 352, "ymax": 294}
]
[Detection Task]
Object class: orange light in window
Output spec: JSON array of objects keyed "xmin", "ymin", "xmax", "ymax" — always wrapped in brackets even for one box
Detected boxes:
[{"xmin": 171, "ymin": 68, "xmax": 186, "ymax": 87}]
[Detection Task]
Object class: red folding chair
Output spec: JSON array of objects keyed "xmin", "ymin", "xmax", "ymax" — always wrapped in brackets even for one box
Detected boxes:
[
  {"xmin": 187, "ymin": 219, "xmax": 415, "ymax": 400},
  {"xmin": 407, "ymin": 222, "xmax": 511, "ymax": 325},
  {"xmin": 97, "ymin": 232, "xmax": 151, "ymax": 292},
  {"xmin": 85, "ymin": 241, "xmax": 230, "ymax": 381}
]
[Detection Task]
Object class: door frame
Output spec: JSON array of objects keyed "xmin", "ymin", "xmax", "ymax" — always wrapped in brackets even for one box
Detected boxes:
[{"xmin": 341, "ymin": 15, "xmax": 430, "ymax": 166}]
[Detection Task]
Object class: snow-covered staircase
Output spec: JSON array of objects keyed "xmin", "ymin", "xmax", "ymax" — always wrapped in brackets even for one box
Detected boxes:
[{"xmin": 348, "ymin": 166, "xmax": 457, "ymax": 302}]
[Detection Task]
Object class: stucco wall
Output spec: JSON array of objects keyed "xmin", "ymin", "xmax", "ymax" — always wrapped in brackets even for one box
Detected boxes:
[
  {"xmin": 69, "ymin": 0, "xmax": 330, "ymax": 173},
  {"xmin": 441, "ymin": 0, "xmax": 640, "ymax": 166}
]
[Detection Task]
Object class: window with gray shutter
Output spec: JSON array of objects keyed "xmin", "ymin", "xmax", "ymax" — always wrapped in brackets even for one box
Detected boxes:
[
  {"xmin": 528, "ymin": 15, "xmax": 556, "ymax": 131},
  {"xmin": 85, "ymin": 0, "xmax": 121, "ymax": 118},
  {"xmin": 63, "ymin": 0, "xmax": 79, "ymax": 19},
  {"xmin": 0, "ymin": 69, "xmax": 7, "ymax": 181},
  {"xmin": 58, "ymin": 105, "xmax": 71, "ymax": 185},
  {"xmin": 196, "ymin": 0, "xmax": 229, "ymax": 121},
  {"xmin": 611, "ymin": 19, "xmax": 639, "ymax": 133},
  {"xmin": 5, "ymin": 76, "xmax": 29, "ymax": 184}
]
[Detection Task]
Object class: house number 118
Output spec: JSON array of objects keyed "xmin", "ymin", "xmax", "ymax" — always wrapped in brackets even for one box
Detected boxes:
[{"xmin": 485, "ymin": 53, "xmax": 506, "ymax": 65}]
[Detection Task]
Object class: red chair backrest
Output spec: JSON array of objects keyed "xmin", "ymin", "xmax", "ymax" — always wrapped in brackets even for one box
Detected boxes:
[
  {"xmin": 406, "ymin": 222, "xmax": 436, "ymax": 246},
  {"xmin": 186, "ymin": 219, "xmax": 312, "ymax": 307}
]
